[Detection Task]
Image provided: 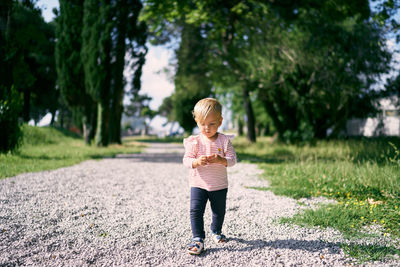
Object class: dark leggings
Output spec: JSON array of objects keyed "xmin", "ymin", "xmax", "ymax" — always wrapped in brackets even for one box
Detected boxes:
[{"xmin": 190, "ymin": 187, "xmax": 228, "ymax": 239}]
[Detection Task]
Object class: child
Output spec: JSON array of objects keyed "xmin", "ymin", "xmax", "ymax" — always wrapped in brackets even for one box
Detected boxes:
[{"xmin": 183, "ymin": 98, "xmax": 237, "ymax": 255}]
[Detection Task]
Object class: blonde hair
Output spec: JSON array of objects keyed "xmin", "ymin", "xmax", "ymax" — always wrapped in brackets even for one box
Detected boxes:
[{"xmin": 192, "ymin": 98, "xmax": 222, "ymax": 123}]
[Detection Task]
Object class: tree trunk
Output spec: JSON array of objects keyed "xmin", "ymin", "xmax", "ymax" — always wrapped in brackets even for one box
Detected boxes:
[
  {"xmin": 242, "ymin": 86, "xmax": 256, "ymax": 143},
  {"xmin": 89, "ymin": 105, "xmax": 97, "ymax": 141},
  {"xmin": 22, "ymin": 90, "xmax": 31, "ymax": 122},
  {"xmin": 95, "ymin": 0, "xmax": 112, "ymax": 147},
  {"xmin": 50, "ymin": 111, "xmax": 56, "ymax": 126},
  {"xmin": 95, "ymin": 100, "xmax": 110, "ymax": 146},
  {"xmin": 264, "ymin": 123, "xmax": 270, "ymax": 136},
  {"xmin": 109, "ymin": 0, "xmax": 127, "ymax": 144},
  {"xmin": 237, "ymin": 117, "xmax": 244, "ymax": 136},
  {"xmin": 95, "ymin": 61, "xmax": 111, "ymax": 146},
  {"xmin": 82, "ymin": 116, "xmax": 93, "ymax": 144},
  {"xmin": 59, "ymin": 107, "xmax": 64, "ymax": 129}
]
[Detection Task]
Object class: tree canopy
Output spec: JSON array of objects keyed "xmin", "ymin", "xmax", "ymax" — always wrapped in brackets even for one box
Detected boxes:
[{"xmin": 142, "ymin": 0, "xmax": 395, "ymax": 142}]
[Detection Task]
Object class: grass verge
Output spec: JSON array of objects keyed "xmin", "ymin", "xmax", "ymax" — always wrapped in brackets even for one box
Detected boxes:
[
  {"xmin": 233, "ymin": 136, "xmax": 400, "ymax": 263},
  {"xmin": 0, "ymin": 125, "xmax": 143, "ymax": 179},
  {"xmin": 132, "ymin": 136, "xmax": 184, "ymax": 143}
]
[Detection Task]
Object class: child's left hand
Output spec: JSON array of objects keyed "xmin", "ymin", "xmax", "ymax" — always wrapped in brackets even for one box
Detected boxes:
[{"xmin": 207, "ymin": 154, "xmax": 227, "ymax": 166}]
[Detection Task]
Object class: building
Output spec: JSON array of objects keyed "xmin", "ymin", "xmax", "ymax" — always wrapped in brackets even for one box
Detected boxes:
[{"xmin": 346, "ymin": 96, "xmax": 400, "ymax": 137}]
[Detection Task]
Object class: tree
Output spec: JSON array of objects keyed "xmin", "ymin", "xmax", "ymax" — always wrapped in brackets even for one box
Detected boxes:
[
  {"xmin": 372, "ymin": 0, "xmax": 400, "ymax": 42},
  {"xmin": 158, "ymin": 95, "xmax": 180, "ymax": 134},
  {"xmin": 7, "ymin": 2, "xmax": 57, "ymax": 123},
  {"xmin": 243, "ymin": 1, "xmax": 391, "ymax": 141},
  {"xmin": 0, "ymin": 0, "xmax": 22, "ymax": 153},
  {"xmin": 82, "ymin": 0, "xmax": 147, "ymax": 146},
  {"xmin": 1, "ymin": 0, "xmax": 57, "ymax": 152},
  {"xmin": 56, "ymin": 0, "xmax": 97, "ymax": 144},
  {"xmin": 158, "ymin": 95, "xmax": 175, "ymax": 122},
  {"xmin": 173, "ymin": 22, "xmax": 212, "ymax": 135},
  {"xmin": 374, "ymin": 0, "xmax": 400, "ymax": 107},
  {"xmin": 142, "ymin": 0, "xmax": 392, "ymax": 142},
  {"xmin": 27, "ymin": 13, "xmax": 58, "ymax": 126},
  {"xmin": 124, "ymin": 93, "xmax": 154, "ymax": 135},
  {"xmin": 109, "ymin": 0, "xmax": 147, "ymax": 144},
  {"xmin": 81, "ymin": 0, "xmax": 113, "ymax": 146},
  {"xmin": 141, "ymin": 0, "xmax": 259, "ymax": 141}
]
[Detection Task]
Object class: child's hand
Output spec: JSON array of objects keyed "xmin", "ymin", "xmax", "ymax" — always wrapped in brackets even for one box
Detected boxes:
[
  {"xmin": 194, "ymin": 156, "xmax": 208, "ymax": 168},
  {"xmin": 207, "ymin": 154, "xmax": 227, "ymax": 166}
]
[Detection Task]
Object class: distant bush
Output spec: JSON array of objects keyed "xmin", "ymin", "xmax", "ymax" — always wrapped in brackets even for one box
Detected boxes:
[{"xmin": 21, "ymin": 125, "xmax": 80, "ymax": 146}]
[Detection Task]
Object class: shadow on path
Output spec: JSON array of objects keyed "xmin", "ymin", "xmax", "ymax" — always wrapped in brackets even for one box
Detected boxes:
[
  {"xmin": 202, "ymin": 238, "xmax": 342, "ymax": 255},
  {"xmin": 115, "ymin": 153, "xmax": 184, "ymax": 163}
]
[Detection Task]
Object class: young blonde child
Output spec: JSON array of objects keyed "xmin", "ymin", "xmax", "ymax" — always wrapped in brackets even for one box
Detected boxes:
[{"xmin": 183, "ymin": 98, "xmax": 237, "ymax": 255}]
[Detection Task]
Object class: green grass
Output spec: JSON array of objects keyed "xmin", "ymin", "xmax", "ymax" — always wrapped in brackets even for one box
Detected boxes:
[
  {"xmin": 0, "ymin": 125, "xmax": 144, "ymax": 179},
  {"xmin": 132, "ymin": 136, "xmax": 184, "ymax": 143},
  {"xmin": 342, "ymin": 243, "xmax": 400, "ymax": 263},
  {"xmin": 233, "ymin": 136, "xmax": 400, "ymax": 262}
]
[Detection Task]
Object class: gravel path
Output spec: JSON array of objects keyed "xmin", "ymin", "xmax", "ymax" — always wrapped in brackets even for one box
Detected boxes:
[{"xmin": 0, "ymin": 143, "xmax": 398, "ymax": 266}]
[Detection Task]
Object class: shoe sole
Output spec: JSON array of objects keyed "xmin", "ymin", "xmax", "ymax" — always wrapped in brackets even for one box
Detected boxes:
[{"xmin": 188, "ymin": 248, "xmax": 204, "ymax": 255}]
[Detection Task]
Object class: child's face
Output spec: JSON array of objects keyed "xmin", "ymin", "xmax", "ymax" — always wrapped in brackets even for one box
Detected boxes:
[{"xmin": 196, "ymin": 112, "xmax": 222, "ymax": 140}]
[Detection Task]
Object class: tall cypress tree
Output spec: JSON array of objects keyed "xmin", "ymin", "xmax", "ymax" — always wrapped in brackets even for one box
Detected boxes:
[
  {"xmin": 82, "ymin": 0, "xmax": 113, "ymax": 146},
  {"xmin": 174, "ymin": 22, "xmax": 212, "ymax": 135},
  {"xmin": 109, "ymin": 0, "xmax": 147, "ymax": 144},
  {"xmin": 81, "ymin": 0, "xmax": 147, "ymax": 146},
  {"xmin": 108, "ymin": 0, "xmax": 128, "ymax": 144},
  {"xmin": 55, "ymin": 0, "xmax": 96, "ymax": 144},
  {"xmin": 0, "ymin": 0, "xmax": 23, "ymax": 153}
]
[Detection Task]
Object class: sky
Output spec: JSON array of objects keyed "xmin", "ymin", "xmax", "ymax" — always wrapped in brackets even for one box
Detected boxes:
[{"xmin": 36, "ymin": 0, "xmax": 175, "ymax": 131}]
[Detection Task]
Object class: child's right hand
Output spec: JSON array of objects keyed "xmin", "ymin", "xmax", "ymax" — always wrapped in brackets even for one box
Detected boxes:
[{"xmin": 194, "ymin": 156, "xmax": 208, "ymax": 167}]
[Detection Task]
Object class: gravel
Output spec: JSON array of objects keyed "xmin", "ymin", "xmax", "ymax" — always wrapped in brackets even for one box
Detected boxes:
[{"xmin": 0, "ymin": 142, "xmax": 398, "ymax": 266}]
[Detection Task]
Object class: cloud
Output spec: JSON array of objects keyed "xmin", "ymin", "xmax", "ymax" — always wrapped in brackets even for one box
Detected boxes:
[{"xmin": 124, "ymin": 45, "xmax": 175, "ymax": 110}]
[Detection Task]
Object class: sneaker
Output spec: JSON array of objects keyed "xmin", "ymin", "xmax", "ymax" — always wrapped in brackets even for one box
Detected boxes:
[
  {"xmin": 211, "ymin": 233, "xmax": 227, "ymax": 244},
  {"xmin": 187, "ymin": 237, "xmax": 204, "ymax": 255}
]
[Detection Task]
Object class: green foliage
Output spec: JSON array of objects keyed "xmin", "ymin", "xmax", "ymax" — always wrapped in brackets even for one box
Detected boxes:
[
  {"xmin": 242, "ymin": 3, "xmax": 391, "ymax": 142},
  {"xmin": 0, "ymin": 1, "xmax": 22, "ymax": 153},
  {"xmin": 0, "ymin": 1, "xmax": 59, "ymax": 153},
  {"xmin": 132, "ymin": 135, "xmax": 183, "ymax": 144},
  {"xmin": 81, "ymin": 0, "xmax": 113, "ymax": 146},
  {"xmin": 20, "ymin": 124, "xmax": 80, "ymax": 146},
  {"xmin": 125, "ymin": 93, "xmax": 156, "ymax": 135},
  {"xmin": 372, "ymin": 0, "xmax": 400, "ymax": 42},
  {"xmin": 143, "ymin": 0, "xmax": 394, "ymax": 143},
  {"xmin": 7, "ymin": 2, "xmax": 58, "ymax": 123},
  {"xmin": 0, "ymin": 125, "xmax": 143, "ymax": 179},
  {"xmin": 158, "ymin": 95, "xmax": 175, "ymax": 122},
  {"xmin": 81, "ymin": 0, "xmax": 147, "ymax": 146},
  {"xmin": 173, "ymin": 22, "xmax": 212, "ymax": 134},
  {"xmin": 55, "ymin": 0, "xmax": 86, "ymax": 107},
  {"xmin": 56, "ymin": 0, "xmax": 97, "ymax": 144},
  {"xmin": 0, "ymin": 86, "xmax": 22, "ymax": 153}
]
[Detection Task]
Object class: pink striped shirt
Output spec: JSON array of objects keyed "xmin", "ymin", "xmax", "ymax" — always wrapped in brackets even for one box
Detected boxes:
[{"xmin": 183, "ymin": 133, "xmax": 237, "ymax": 191}]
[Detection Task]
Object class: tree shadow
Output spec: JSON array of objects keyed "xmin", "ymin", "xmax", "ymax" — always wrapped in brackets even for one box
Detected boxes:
[
  {"xmin": 203, "ymin": 237, "xmax": 399, "ymax": 262},
  {"xmin": 346, "ymin": 136, "xmax": 400, "ymax": 165},
  {"xmin": 221, "ymin": 238, "xmax": 341, "ymax": 254},
  {"xmin": 15, "ymin": 154, "xmax": 69, "ymax": 160},
  {"xmin": 132, "ymin": 137, "xmax": 184, "ymax": 143},
  {"xmin": 236, "ymin": 152, "xmax": 287, "ymax": 164},
  {"xmin": 115, "ymin": 152, "xmax": 184, "ymax": 163}
]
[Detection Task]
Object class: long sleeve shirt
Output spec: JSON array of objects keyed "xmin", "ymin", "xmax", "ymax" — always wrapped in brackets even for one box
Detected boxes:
[{"xmin": 183, "ymin": 133, "xmax": 237, "ymax": 191}]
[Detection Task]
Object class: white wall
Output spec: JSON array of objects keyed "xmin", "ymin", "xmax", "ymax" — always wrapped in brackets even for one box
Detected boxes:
[{"xmin": 346, "ymin": 97, "xmax": 400, "ymax": 137}]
